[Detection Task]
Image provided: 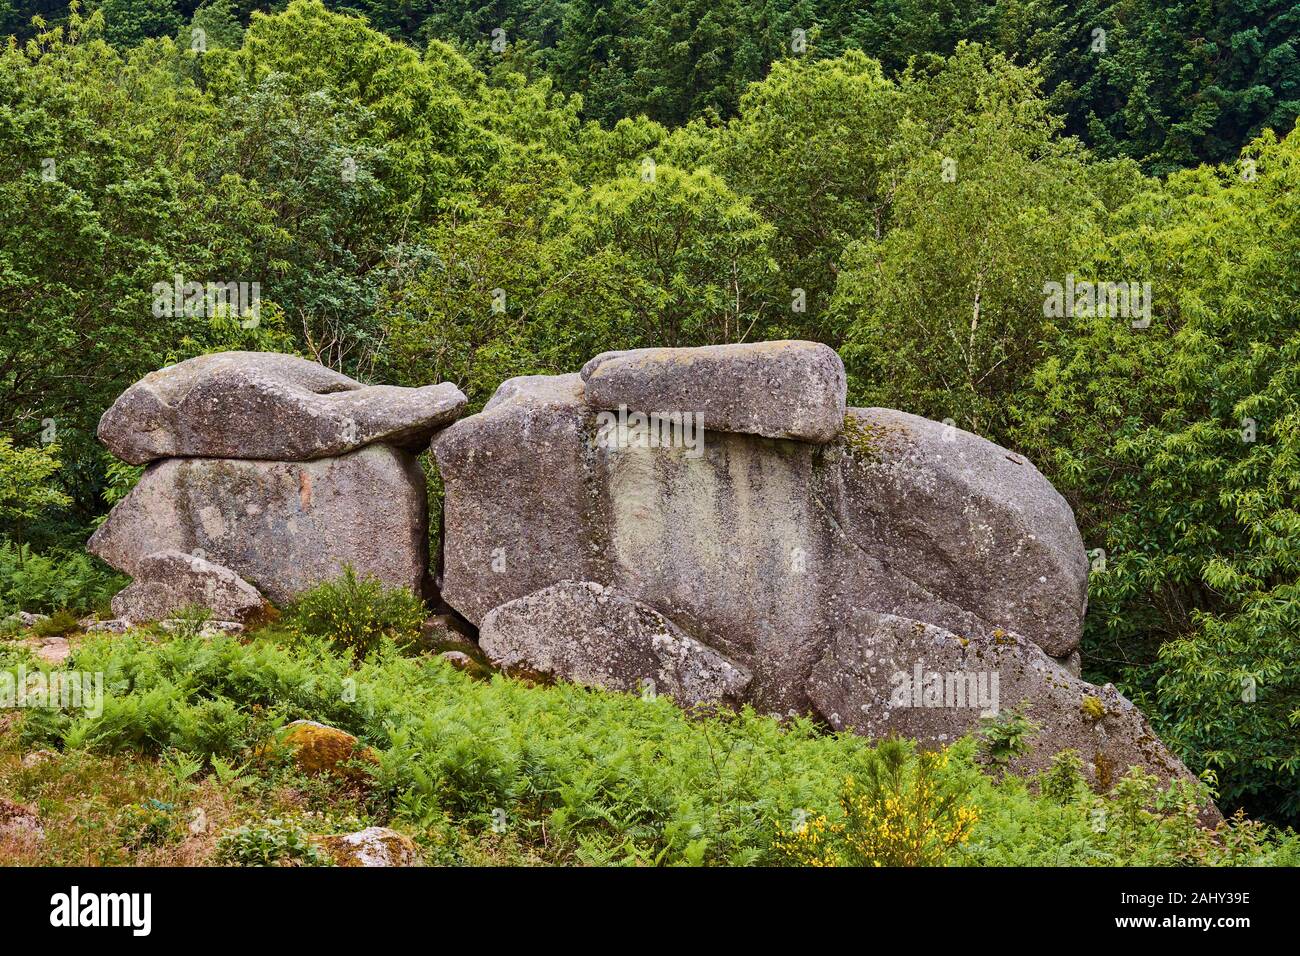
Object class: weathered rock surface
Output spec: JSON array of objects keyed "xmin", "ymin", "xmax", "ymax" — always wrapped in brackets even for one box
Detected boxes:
[
  {"xmin": 434, "ymin": 374, "xmax": 597, "ymax": 624},
  {"xmin": 314, "ymin": 827, "xmax": 417, "ymax": 867},
  {"xmin": 99, "ymin": 351, "xmax": 466, "ymax": 464},
  {"xmin": 433, "ymin": 369, "xmax": 1087, "ymax": 713},
  {"xmin": 581, "ymin": 340, "xmax": 846, "ymax": 444},
  {"xmin": 832, "ymin": 409, "xmax": 1088, "ymax": 657},
  {"xmin": 479, "ymin": 581, "xmax": 751, "ymax": 708},
  {"xmin": 806, "ymin": 610, "xmax": 1217, "ymax": 819},
  {"xmin": 88, "ymin": 445, "xmax": 427, "ymax": 606},
  {"xmin": 110, "ymin": 550, "xmax": 268, "ymax": 625},
  {"xmin": 23, "ymin": 636, "xmax": 72, "ymax": 666},
  {"xmin": 279, "ymin": 720, "xmax": 378, "ymax": 780}
]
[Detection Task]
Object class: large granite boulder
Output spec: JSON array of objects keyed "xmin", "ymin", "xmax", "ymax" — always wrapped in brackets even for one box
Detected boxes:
[
  {"xmin": 806, "ymin": 610, "xmax": 1217, "ymax": 819},
  {"xmin": 110, "ymin": 549, "xmax": 269, "ymax": 624},
  {"xmin": 433, "ymin": 366, "xmax": 1087, "ymax": 714},
  {"xmin": 98, "ymin": 351, "xmax": 466, "ymax": 464},
  {"xmin": 830, "ymin": 408, "xmax": 1088, "ymax": 658},
  {"xmin": 88, "ymin": 445, "xmax": 427, "ymax": 605},
  {"xmin": 434, "ymin": 374, "xmax": 599, "ymax": 623},
  {"xmin": 479, "ymin": 581, "xmax": 752, "ymax": 708},
  {"xmin": 581, "ymin": 340, "xmax": 846, "ymax": 443}
]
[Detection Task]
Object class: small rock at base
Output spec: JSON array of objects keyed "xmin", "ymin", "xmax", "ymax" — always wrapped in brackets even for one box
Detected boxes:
[
  {"xmin": 313, "ymin": 826, "xmax": 417, "ymax": 867},
  {"xmin": 278, "ymin": 720, "xmax": 378, "ymax": 780}
]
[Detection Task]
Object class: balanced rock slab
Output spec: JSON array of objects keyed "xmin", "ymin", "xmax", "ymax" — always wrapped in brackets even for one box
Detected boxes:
[
  {"xmin": 806, "ymin": 611, "xmax": 1217, "ymax": 819},
  {"xmin": 110, "ymin": 549, "xmax": 268, "ymax": 624},
  {"xmin": 479, "ymin": 581, "xmax": 752, "ymax": 708},
  {"xmin": 434, "ymin": 371, "xmax": 1087, "ymax": 713},
  {"xmin": 580, "ymin": 340, "xmax": 846, "ymax": 443},
  {"xmin": 99, "ymin": 351, "xmax": 466, "ymax": 464},
  {"xmin": 88, "ymin": 445, "xmax": 427, "ymax": 605}
]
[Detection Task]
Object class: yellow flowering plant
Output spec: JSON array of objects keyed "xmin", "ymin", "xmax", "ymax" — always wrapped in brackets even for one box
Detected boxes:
[{"xmin": 775, "ymin": 739, "xmax": 979, "ymax": 866}]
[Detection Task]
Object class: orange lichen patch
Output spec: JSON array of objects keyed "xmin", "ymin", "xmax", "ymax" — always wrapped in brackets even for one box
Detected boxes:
[
  {"xmin": 298, "ymin": 470, "xmax": 313, "ymax": 510},
  {"xmin": 277, "ymin": 720, "xmax": 378, "ymax": 780}
]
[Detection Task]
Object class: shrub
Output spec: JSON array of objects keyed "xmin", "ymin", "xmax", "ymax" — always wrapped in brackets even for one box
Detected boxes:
[
  {"xmin": 977, "ymin": 706, "xmax": 1039, "ymax": 768},
  {"xmin": 117, "ymin": 799, "xmax": 182, "ymax": 850},
  {"xmin": 775, "ymin": 741, "xmax": 980, "ymax": 866},
  {"xmin": 1040, "ymin": 749, "xmax": 1087, "ymax": 805},
  {"xmin": 285, "ymin": 567, "xmax": 425, "ymax": 659},
  {"xmin": 33, "ymin": 609, "xmax": 80, "ymax": 637}
]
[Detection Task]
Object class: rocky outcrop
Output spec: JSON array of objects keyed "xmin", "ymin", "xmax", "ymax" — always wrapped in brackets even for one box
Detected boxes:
[
  {"xmin": 433, "ymin": 370, "xmax": 1086, "ymax": 713},
  {"xmin": 479, "ymin": 581, "xmax": 752, "ymax": 708},
  {"xmin": 109, "ymin": 550, "xmax": 269, "ymax": 625},
  {"xmin": 85, "ymin": 345, "xmax": 1207, "ymax": 815},
  {"xmin": 92, "ymin": 353, "xmax": 467, "ymax": 617},
  {"xmin": 806, "ymin": 611, "xmax": 1197, "ymax": 794},
  {"xmin": 581, "ymin": 340, "xmax": 847, "ymax": 443},
  {"xmin": 99, "ymin": 351, "xmax": 466, "ymax": 464},
  {"xmin": 89, "ymin": 444, "xmax": 429, "ymax": 607},
  {"xmin": 430, "ymin": 341, "xmax": 1210, "ymax": 814}
]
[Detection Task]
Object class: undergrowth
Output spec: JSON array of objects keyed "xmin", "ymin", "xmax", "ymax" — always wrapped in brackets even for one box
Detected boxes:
[
  {"xmin": 0, "ymin": 542, "xmax": 125, "ymax": 617},
  {"xmin": 2, "ymin": 628, "xmax": 1298, "ymax": 866}
]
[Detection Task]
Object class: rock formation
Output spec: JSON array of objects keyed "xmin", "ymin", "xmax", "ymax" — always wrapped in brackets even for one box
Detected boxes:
[
  {"xmin": 98, "ymin": 351, "xmax": 465, "ymax": 464},
  {"xmin": 479, "ymin": 580, "xmax": 752, "ymax": 708},
  {"xmin": 806, "ymin": 611, "xmax": 1188, "ymax": 793},
  {"xmin": 430, "ymin": 340, "xmax": 1207, "ymax": 810},
  {"xmin": 580, "ymin": 341, "xmax": 847, "ymax": 443},
  {"xmin": 108, "ymin": 550, "xmax": 268, "ymax": 625},
  {"xmin": 90, "ymin": 352, "xmax": 467, "ymax": 619},
  {"xmin": 433, "ymin": 347, "xmax": 1087, "ymax": 715},
  {"xmin": 313, "ymin": 827, "xmax": 418, "ymax": 867},
  {"xmin": 87, "ymin": 344, "xmax": 1213, "ymax": 816}
]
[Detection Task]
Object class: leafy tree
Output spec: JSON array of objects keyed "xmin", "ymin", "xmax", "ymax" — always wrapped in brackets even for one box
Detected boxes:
[
  {"xmin": 97, "ymin": 0, "xmax": 182, "ymax": 45},
  {"xmin": 1016, "ymin": 127, "xmax": 1300, "ymax": 822},
  {"xmin": 546, "ymin": 163, "xmax": 778, "ymax": 350},
  {"xmin": 713, "ymin": 50, "xmax": 901, "ymax": 333},
  {"xmin": 181, "ymin": 0, "xmax": 243, "ymax": 51},
  {"xmin": 832, "ymin": 44, "xmax": 1103, "ymax": 440},
  {"xmin": 0, "ymin": 437, "xmax": 71, "ymax": 554}
]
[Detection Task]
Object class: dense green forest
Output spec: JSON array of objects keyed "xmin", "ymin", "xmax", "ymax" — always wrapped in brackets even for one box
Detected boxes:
[
  {"xmin": 4, "ymin": 0, "xmax": 1299, "ymax": 172},
  {"xmin": 1, "ymin": 0, "xmax": 1297, "ymax": 832}
]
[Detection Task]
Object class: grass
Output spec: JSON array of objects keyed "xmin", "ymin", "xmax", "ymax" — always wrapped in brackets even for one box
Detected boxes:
[{"xmin": 1, "ymin": 622, "xmax": 1298, "ymax": 867}]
